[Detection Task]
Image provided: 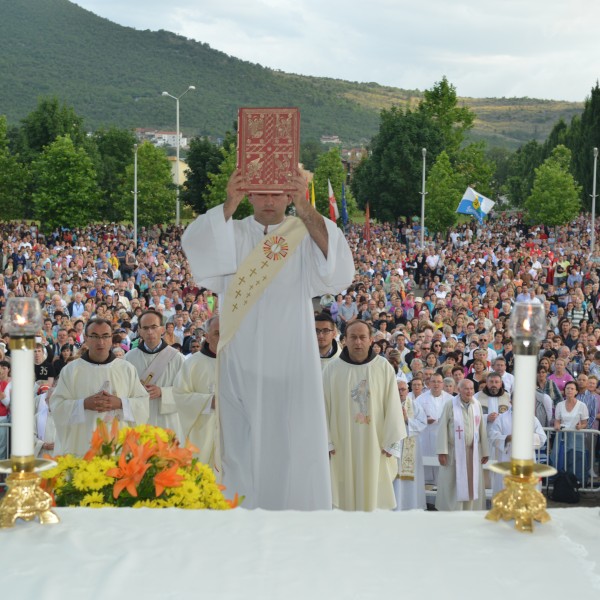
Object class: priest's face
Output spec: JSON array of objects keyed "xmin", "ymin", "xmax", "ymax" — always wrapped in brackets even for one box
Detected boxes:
[
  {"xmin": 138, "ymin": 313, "xmax": 164, "ymax": 348},
  {"xmin": 85, "ymin": 322, "xmax": 113, "ymax": 363},
  {"xmin": 346, "ymin": 322, "xmax": 373, "ymax": 363},
  {"xmin": 458, "ymin": 380, "xmax": 475, "ymax": 403},
  {"xmin": 249, "ymin": 193, "xmax": 289, "ymax": 226},
  {"xmin": 205, "ymin": 318, "xmax": 220, "ymax": 354}
]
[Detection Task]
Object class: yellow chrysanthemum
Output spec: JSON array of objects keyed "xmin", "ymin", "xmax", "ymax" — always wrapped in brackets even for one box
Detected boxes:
[
  {"xmin": 72, "ymin": 469, "xmax": 93, "ymax": 491},
  {"xmin": 81, "ymin": 492, "xmax": 105, "ymax": 506}
]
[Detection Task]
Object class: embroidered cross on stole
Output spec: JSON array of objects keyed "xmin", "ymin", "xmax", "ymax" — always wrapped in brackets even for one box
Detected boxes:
[{"xmin": 218, "ymin": 216, "xmax": 308, "ymax": 352}]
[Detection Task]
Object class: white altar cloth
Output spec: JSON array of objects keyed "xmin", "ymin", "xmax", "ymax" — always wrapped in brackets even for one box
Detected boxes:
[{"xmin": 3, "ymin": 507, "xmax": 600, "ymax": 599}]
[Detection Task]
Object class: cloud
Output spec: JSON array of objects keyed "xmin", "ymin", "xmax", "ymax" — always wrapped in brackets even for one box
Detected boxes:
[{"xmin": 73, "ymin": 0, "xmax": 600, "ymax": 101}]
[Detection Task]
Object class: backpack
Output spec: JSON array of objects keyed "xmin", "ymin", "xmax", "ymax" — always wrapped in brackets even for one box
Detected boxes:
[{"xmin": 550, "ymin": 470, "xmax": 580, "ymax": 504}]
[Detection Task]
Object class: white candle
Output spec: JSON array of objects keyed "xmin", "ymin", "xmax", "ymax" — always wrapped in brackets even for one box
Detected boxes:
[
  {"xmin": 10, "ymin": 346, "xmax": 35, "ymax": 457},
  {"xmin": 511, "ymin": 352, "xmax": 537, "ymax": 461}
]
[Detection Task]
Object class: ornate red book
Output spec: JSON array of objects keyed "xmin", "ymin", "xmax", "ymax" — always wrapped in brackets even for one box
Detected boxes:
[{"xmin": 237, "ymin": 107, "xmax": 300, "ymax": 193}]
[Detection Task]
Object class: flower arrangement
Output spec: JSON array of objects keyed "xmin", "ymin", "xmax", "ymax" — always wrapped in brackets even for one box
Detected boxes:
[{"xmin": 41, "ymin": 419, "xmax": 238, "ymax": 509}]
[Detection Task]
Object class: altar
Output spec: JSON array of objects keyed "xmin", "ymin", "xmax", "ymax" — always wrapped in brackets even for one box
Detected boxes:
[{"xmin": 3, "ymin": 507, "xmax": 600, "ymax": 599}]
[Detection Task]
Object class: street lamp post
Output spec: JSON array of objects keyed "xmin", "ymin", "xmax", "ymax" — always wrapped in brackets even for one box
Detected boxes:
[
  {"xmin": 591, "ymin": 147, "xmax": 598, "ymax": 258},
  {"xmin": 420, "ymin": 148, "xmax": 427, "ymax": 249},
  {"xmin": 133, "ymin": 143, "xmax": 138, "ymax": 248},
  {"xmin": 161, "ymin": 85, "xmax": 196, "ymax": 226}
]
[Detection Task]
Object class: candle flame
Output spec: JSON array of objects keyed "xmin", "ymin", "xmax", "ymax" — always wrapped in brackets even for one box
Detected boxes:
[{"xmin": 15, "ymin": 314, "xmax": 27, "ymax": 326}]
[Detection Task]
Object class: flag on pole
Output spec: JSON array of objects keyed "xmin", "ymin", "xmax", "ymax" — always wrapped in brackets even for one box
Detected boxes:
[
  {"xmin": 456, "ymin": 187, "xmax": 495, "ymax": 224},
  {"xmin": 341, "ymin": 183, "xmax": 349, "ymax": 226},
  {"xmin": 364, "ymin": 202, "xmax": 371, "ymax": 247},
  {"xmin": 311, "ymin": 180, "xmax": 316, "ymax": 208},
  {"xmin": 328, "ymin": 179, "xmax": 339, "ymax": 222}
]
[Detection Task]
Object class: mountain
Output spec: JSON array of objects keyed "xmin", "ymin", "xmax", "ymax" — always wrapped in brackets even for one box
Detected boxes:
[{"xmin": 0, "ymin": 0, "xmax": 584, "ymax": 149}]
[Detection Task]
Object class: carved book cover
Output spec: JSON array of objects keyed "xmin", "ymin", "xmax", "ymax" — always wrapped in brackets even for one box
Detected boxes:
[{"xmin": 237, "ymin": 107, "xmax": 300, "ymax": 193}]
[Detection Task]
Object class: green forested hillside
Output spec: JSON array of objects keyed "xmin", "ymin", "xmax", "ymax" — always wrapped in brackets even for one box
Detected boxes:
[{"xmin": 0, "ymin": 0, "xmax": 584, "ymax": 148}]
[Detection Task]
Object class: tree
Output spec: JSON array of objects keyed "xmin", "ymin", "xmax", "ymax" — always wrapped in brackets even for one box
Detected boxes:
[
  {"xmin": 19, "ymin": 97, "xmax": 86, "ymax": 158},
  {"xmin": 313, "ymin": 147, "xmax": 347, "ymax": 219},
  {"xmin": 0, "ymin": 116, "xmax": 29, "ymax": 220},
  {"xmin": 569, "ymin": 83, "xmax": 600, "ymax": 210},
  {"xmin": 181, "ymin": 137, "xmax": 224, "ymax": 214},
  {"xmin": 453, "ymin": 143, "xmax": 495, "ymax": 198},
  {"xmin": 92, "ymin": 127, "xmax": 137, "ymax": 221},
  {"xmin": 504, "ymin": 140, "xmax": 544, "ymax": 206},
  {"xmin": 420, "ymin": 76, "xmax": 475, "ymax": 156},
  {"xmin": 32, "ymin": 135, "xmax": 100, "ymax": 230},
  {"xmin": 425, "ymin": 151, "xmax": 463, "ymax": 234},
  {"xmin": 119, "ymin": 142, "xmax": 176, "ymax": 227},
  {"xmin": 524, "ymin": 145, "xmax": 582, "ymax": 226},
  {"xmin": 350, "ymin": 106, "xmax": 444, "ymax": 221},
  {"xmin": 300, "ymin": 140, "xmax": 326, "ymax": 172}
]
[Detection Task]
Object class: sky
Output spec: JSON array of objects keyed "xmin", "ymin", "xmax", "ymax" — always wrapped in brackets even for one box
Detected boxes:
[{"xmin": 73, "ymin": 0, "xmax": 599, "ymax": 102}]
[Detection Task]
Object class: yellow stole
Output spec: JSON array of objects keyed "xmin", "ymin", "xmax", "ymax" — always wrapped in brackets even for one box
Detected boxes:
[
  {"xmin": 218, "ymin": 216, "xmax": 308, "ymax": 352},
  {"xmin": 399, "ymin": 397, "xmax": 417, "ymax": 480}
]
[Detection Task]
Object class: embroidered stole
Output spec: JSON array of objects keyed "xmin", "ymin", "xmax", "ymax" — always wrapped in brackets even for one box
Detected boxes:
[
  {"xmin": 452, "ymin": 396, "xmax": 481, "ymax": 502},
  {"xmin": 139, "ymin": 345, "xmax": 180, "ymax": 386},
  {"xmin": 218, "ymin": 217, "xmax": 308, "ymax": 353},
  {"xmin": 212, "ymin": 216, "xmax": 308, "ymax": 475},
  {"xmin": 399, "ymin": 398, "xmax": 416, "ymax": 480}
]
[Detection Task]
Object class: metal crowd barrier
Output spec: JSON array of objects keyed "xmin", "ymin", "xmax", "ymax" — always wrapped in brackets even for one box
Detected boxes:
[
  {"xmin": 0, "ymin": 421, "xmax": 10, "ymax": 492},
  {"xmin": 538, "ymin": 427, "xmax": 600, "ymax": 494}
]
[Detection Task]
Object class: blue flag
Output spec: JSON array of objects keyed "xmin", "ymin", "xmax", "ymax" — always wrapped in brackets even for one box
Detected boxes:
[
  {"xmin": 341, "ymin": 183, "xmax": 349, "ymax": 226},
  {"xmin": 456, "ymin": 187, "xmax": 495, "ymax": 224}
]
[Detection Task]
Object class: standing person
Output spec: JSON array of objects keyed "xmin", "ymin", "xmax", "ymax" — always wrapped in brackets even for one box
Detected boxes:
[
  {"xmin": 125, "ymin": 310, "xmax": 185, "ymax": 442},
  {"xmin": 416, "ymin": 372, "xmax": 453, "ymax": 485},
  {"xmin": 51, "ymin": 318, "xmax": 149, "ymax": 457},
  {"xmin": 394, "ymin": 380, "xmax": 427, "ymax": 511},
  {"xmin": 436, "ymin": 379, "xmax": 489, "ymax": 511},
  {"xmin": 323, "ymin": 320, "xmax": 407, "ymax": 511},
  {"xmin": 315, "ymin": 312, "xmax": 341, "ymax": 369},
  {"xmin": 182, "ymin": 168, "xmax": 354, "ymax": 510},
  {"xmin": 173, "ymin": 316, "xmax": 219, "ymax": 465},
  {"xmin": 0, "ymin": 360, "xmax": 11, "ymax": 460},
  {"xmin": 338, "ymin": 293, "xmax": 358, "ymax": 334}
]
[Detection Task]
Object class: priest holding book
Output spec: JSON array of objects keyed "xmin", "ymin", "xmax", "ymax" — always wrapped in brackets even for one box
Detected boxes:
[{"xmin": 182, "ymin": 108, "xmax": 354, "ymax": 509}]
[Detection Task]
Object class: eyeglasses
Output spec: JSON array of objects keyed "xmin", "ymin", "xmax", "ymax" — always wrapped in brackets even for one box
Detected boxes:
[
  {"xmin": 87, "ymin": 334, "xmax": 112, "ymax": 341},
  {"xmin": 315, "ymin": 328, "xmax": 334, "ymax": 335},
  {"xmin": 140, "ymin": 325, "xmax": 161, "ymax": 331}
]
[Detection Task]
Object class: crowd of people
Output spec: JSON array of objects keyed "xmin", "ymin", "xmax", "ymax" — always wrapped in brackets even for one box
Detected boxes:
[{"xmin": 1, "ymin": 206, "xmax": 600, "ymax": 510}]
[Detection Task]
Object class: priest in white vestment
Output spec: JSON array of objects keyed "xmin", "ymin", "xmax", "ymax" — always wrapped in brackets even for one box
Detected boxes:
[
  {"xmin": 488, "ymin": 407, "xmax": 547, "ymax": 495},
  {"xmin": 323, "ymin": 320, "xmax": 407, "ymax": 511},
  {"xmin": 125, "ymin": 310, "xmax": 185, "ymax": 442},
  {"xmin": 173, "ymin": 316, "xmax": 219, "ymax": 465},
  {"xmin": 182, "ymin": 169, "xmax": 354, "ymax": 510},
  {"xmin": 416, "ymin": 373, "xmax": 453, "ymax": 485},
  {"xmin": 316, "ymin": 312, "xmax": 342, "ymax": 370},
  {"xmin": 51, "ymin": 319, "xmax": 149, "ymax": 457},
  {"xmin": 475, "ymin": 372, "xmax": 511, "ymax": 491},
  {"xmin": 393, "ymin": 380, "xmax": 427, "ymax": 510},
  {"xmin": 436, "ymin": 378, "xmax": 489, "ymax": 511}
]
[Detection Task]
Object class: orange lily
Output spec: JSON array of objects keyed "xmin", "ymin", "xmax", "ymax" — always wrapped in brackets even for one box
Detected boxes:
[
  {"xmin": 122, "ymin": 434, "xmax": 156, "ymax": 464},
  {"xmin": 84, "ymin": 418, "xmax": 119, "ymax": 460},
  {"xmin": 152, "ymin": 432, "xmax": 194, "ymax": 467},
  {"xmin": 226, "ymin": 493, "xmax": 241, "ymax": 509},
  {"xmin": 106, "ymin": 451, "xmax": 151, "ymax": 499},
  {"xmin": 153, "ymin": 465, "xmax": 185, "ymax": 496}
]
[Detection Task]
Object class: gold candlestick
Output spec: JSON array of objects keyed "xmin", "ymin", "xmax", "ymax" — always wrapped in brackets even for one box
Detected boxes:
[
  {"xmin": 0, "ymin": 457, "xmax": 60, "ymax": 528},
  {"xmin": 485, "ymin": 459, "xmax": 556, "ymax": 533},
  {"xmin": 0, "ymin": 298, "xmax": 59, "ymax": 528}
]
